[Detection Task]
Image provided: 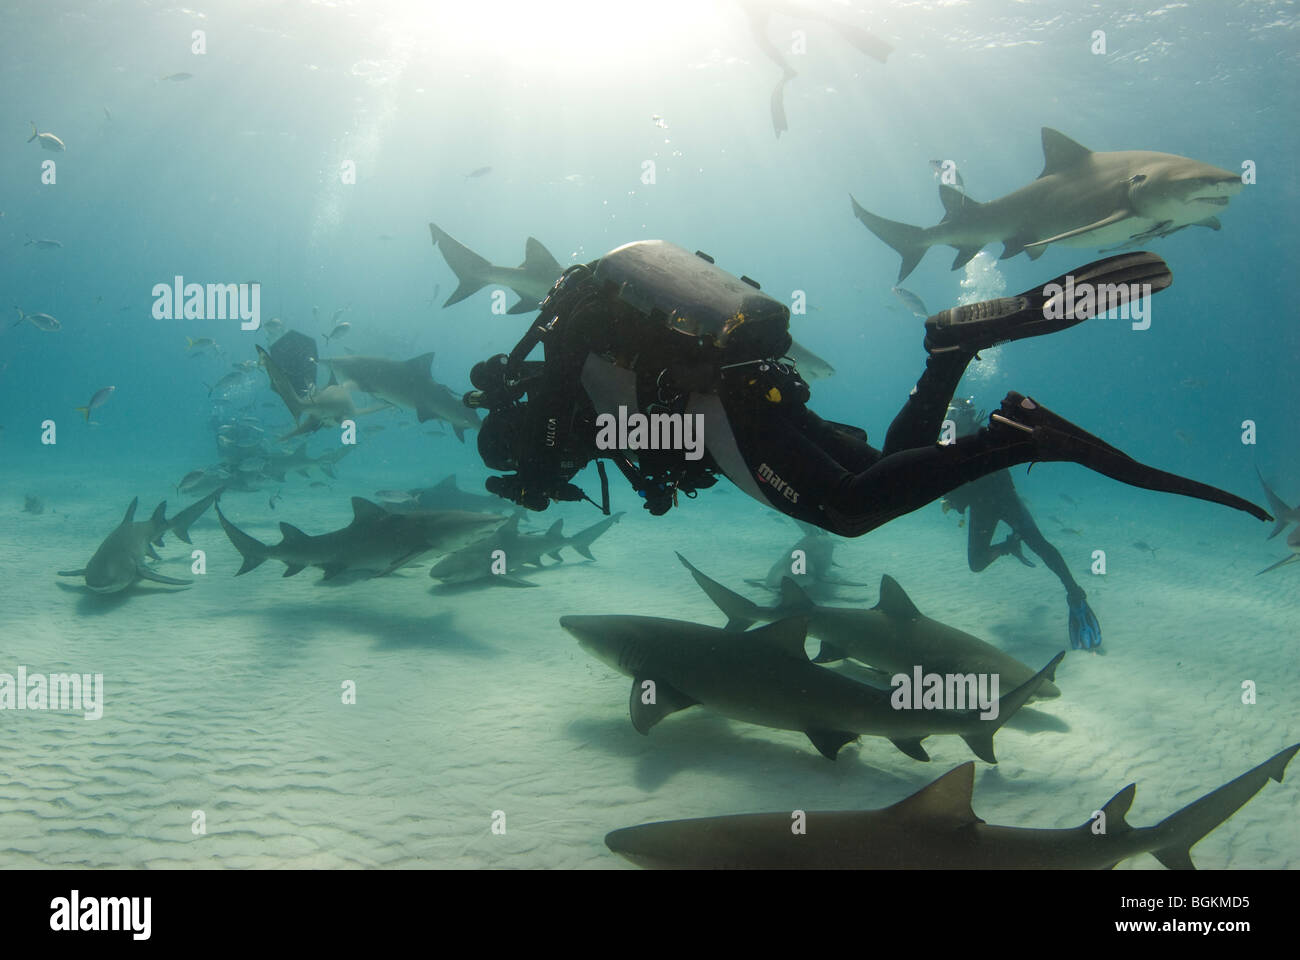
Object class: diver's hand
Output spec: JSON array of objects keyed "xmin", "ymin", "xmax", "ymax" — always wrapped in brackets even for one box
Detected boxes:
[
  {"xmin": 1067, "ymin": 595, "xmax": 1102, "ymax": 650},
  {"xmin": 485, "ymin": 475, "xmax": 551, "ymax": 512}
]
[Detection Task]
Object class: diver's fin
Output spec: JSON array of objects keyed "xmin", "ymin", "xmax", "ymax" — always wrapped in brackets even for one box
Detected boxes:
[{"xmin": 925, "ymin": 251, "xmax": 1173, "ymax": 354}]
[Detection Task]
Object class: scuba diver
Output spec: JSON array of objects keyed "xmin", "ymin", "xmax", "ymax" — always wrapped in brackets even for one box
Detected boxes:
[
  {"xmin": 941, "ymin": 397, "xmax": 1102, "ymax": 651},
  {"xmin": 463, "ymin": 240, "xmax": 1270, "ymax": 541}
]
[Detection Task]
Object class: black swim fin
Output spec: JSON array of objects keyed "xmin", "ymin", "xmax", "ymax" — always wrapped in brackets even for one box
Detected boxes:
[
  {"xmin": 992, "ymin": 393, "xmax": 1272, "ymax": 523},
  {"xmin": 925, "ymin": 251, "xmax": 1172, "ymax": 354}
]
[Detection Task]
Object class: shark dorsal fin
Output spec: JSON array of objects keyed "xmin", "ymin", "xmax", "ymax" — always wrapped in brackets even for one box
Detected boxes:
[
  {"xmin": 546, "ymin": 519, "xmax": 564, "ymax": 538},
  {"xmin": 122, "ymin": 497, "xmax": 140, "ymax": 523},
  {"xmin": 326, "ymin": 369, "xmax": 339, "ymax": 387},
  {"xmin": 409, "ymin": 352, "xmax": 435, "ymax": 374},
  {"xmin": 279, "ymin": 522, "xmax": 310, "ymax": 545},
  {"xmin": 938, "ymin": 183, "xmax": 978, "ymax": 222},
  {"xmin": 435, "ymin": 475, "xmax": 456, "ymax": 489},
  {"xmin": 876, "ymin": 574, "xmax": 922, "ymax": 621},
  {"xmin": 1089, "ymin": 783, "xmax": 1136, "ymax": 834},
  {"xmin": 150, "ymin": 501, "xmax": 168, "ymax": 527},
  {"xmin": 747, "ymin": 617, "xmax": 810, "ymax": 660},
  {"xmin": 891, "ymin": 762, "xmax": 983, "ymax": 828},
  {"xmin": 351, "ymin": 497, "xmax": 386, "ymax": 522},
  {"xmin": 521, "ymin": 237, "xmax": 562, "ymax": 276},
  {"xmin": 1039, "ymin": 128, "xmax": 1093, "ymax": 178},
  {"xmin": 778, "ymin": 576, "xmax": 813, "ymax": 610}
]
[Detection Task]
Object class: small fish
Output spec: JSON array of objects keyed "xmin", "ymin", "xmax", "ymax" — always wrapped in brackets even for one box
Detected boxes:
[
  {"xmin": 465, "ymin": 166, "xmax": 493, "ymax": 179},
  {"xmin": 236, "ymin": 458, "xmax": 267, "ymax": 473},
  {"xmin": 207, "ymin": 371, "xmax": 248, "ymax": 396},
  {"xmin": 1174, "ymin": 429, "xmax": 1193, "ymax": 445},
  {"xmin": 13, "ymin": 309, "xmax": 60, "ymax": 331},
  {"xmin": 178, "ymin": 470, "xmax": 207, "ymax": 492},
  {"xmin": 323, "ymin": 321, "xmax": 351, "ymax": 342},
  {"xmin": 162, "ymin": 72, "xmax": 194, "ymax": 82},
  {"xmin": 103, "ymin": 106, "xmax": 112, "ymax": 121},
  {"xmin": 374, "ymin": 489, "xmax": 417, "ymax": 506},
  {"xmin": 233, "ymin": 359, "xmax": 260, "ymax": 371},
  {"xmin": 1132, "ymin": 541, "xmax": 1157, "ymax": 558},
  {"xmin": 28, "ymin": 122, "xmax": 65, "ymax": 152},
  {"xmin": 186, "ymin": 336, "xmax": 219, "ymax": 352},
  {"xmin": 890, "ymin": 286, "xmax": 928, "ymax": 319},
  {"xmin": 1059, "ymin": 493, "xmax": 1078, "ymax": 506},
  {"xmin": 24, "ymin": 238, "xmax": 63, "ymax": 249},
  {"xmin": 311, "ymin": 305, "xmax": 320, "ymax": 319},
  {"xmin": 1060, "ymin": 527, "xmax": 1083, "ymax": 536},
  {"xmin": 23, "ymin": 495, "xmax": 45, "ymax": 515},
  {"xmin": 1048, "ymin": 515, "xmax": 1064, "ymax": 526},
  {"xmin": 75, "ymin": 385, "xmax": 115, "ymax": 421},
  {"xmin": 929, "ymin": 159, "xmax": 964, "ymax": 191},
  {"xmin": 309, "ymin": 481, "xmax": 328, "ymax": 489},
  {"xmin": 268, "ymin": 491, "xmax": 282, "ymax": 511}
]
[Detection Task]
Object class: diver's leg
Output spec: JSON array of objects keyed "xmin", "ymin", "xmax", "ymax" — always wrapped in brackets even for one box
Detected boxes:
[
  {"xmin": 819, "ymin": 392, "xmax": 1270, "ymax": 537},
  {"xmin": 1002, "ymin": 488, "xmax": 1082, "ymax": 595},
  {"xmin": 881, "ymin": 350, "xmax": 970, "ymax": 454},
  {"xmin": 965, "ymin": 498, "xmax": 1000, "ymax": 572}
]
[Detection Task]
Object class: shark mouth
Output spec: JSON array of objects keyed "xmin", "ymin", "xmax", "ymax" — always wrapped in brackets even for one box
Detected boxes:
[{"xmin": 1196, "ymin": 196, "xmax": 1231, "ymax": 205}]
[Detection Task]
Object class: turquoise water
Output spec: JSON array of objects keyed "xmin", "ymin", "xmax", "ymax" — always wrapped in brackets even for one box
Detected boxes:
[{"xmin": 1, "ymin": 0, "xmax": 1296, "ymax": 869}]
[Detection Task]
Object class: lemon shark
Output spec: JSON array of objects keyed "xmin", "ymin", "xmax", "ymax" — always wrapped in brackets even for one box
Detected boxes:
[
  {"xmin": 216, "ymin": 499, "xmax": 504, "ymax": 581},
  {"xmin": 56, "ymin": 490, "xmax": 223, "ymax": 593},
  {"xmin": 747, "ymin": 520, "xmax": 869, "ymax": 598},
  {"xmin": 428, "ymin": 222, "xmax": 836, "ymax": 379},
  {"xmin": 560, "ymin": 614, "xmax": 1062, "ymax": 762},
  {"xmin": 430, "ymin": 511, "xmax": 625, "ymax": 587},
  {"xmin": 852, "ymin": 128, "xmax": 1244, "ymax": 281},
  {"xmin": 322, "ymin": 353, "xmax": 481, "ymax": 441},
  {"xmin": 605, "ymin": 743, "xmax": 1299, "ymax": 869},
  {"xmin": 679, "ymin": 554, "xmax": 1061, "ymax": 699}
]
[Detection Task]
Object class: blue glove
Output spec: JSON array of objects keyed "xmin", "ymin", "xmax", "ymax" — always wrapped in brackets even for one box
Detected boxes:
[{"xmin": 1068, "ymin": 595, "xmax": 1102, "ymax": 650}]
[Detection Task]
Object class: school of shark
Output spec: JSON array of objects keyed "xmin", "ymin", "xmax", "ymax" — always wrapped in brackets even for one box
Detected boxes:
[{"xmin": 6, "ymin": 0, "xmax": 1297, "ymax": 880}]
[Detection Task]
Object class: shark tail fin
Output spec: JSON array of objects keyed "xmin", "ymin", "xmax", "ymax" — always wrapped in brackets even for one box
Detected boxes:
[
  {"xmin": 215, "ymin": 504, "xmax": 269, "ymax": 575},
  {"xmin": 961, "ymin": 651, "xmax": 1067, "ymax": 763},
  {"xmin": 568, "ymin": 512, "xmax": 624, "ymax": 561},
  {"xmin": 1154, "ymin": 738, "xmax": 1294, "ymax": 868},
  {"xmin": 676, "ymin": 553, "xmax": 762, "ymax": 631},
  {"xmin": 28, "ymin": 122, "xmax": 38, "ymax": 143},
  {"xmin": 429, "ymin": 222, "xmax": 494, "ymax": 307},
  {"xmin": 1255, "ymin": 467, "xmax": 1296, "ymax": 540},
  {"xmin": 850, "ymin": 194, "xmax": 929, "ymax": 282},
  {"xmin": 1147, "ymin": 743, "xmax": 1299, "ymax": 870}
]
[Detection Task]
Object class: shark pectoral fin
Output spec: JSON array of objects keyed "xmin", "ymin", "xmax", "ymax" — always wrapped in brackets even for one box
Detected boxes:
[
  {"xmin": 1194, "ymin": 216, "xmax": 1222, "ymax": 231},
  {"xmin": 1024, "ymin": 244, "xmax": 1045, "ymax": 260},
  {"xmin": 812, "ymin": 641, "xmax": 845, "ymax": 664},
  {"xmin": 1000, "ymin": 235, "xmax": 1035, "ymax": 260},
  {"xmin": 629, "ymin": 678, "xmax": 696, "ymax": 734},
  {"xmin": 950, "ymin": 246, "xmax": 983, "ymax": 271},
  {"xmin": 807, "ymin": 729, "xmax": 858, "ymax": 760},
  {"xmin": 320, "ymin": 562, "xmax": 348, "ymax": 581},
  {"xmin": 959, "ymin": 732, "xmax": 997, "ymax": 765},
  {"xmin": 889, "ymin": 737, "xmax": 931, "ymax": 762},
  {"xmin": 453, "ymin": 425, "xmax": 466, "ymax": 443},
  {"xmin": 747, "ymin": 618, "xmax": 811, "ymax": 660},
  {"xmin": 282, "ymin": 564, "xmax": 307, "ymax": 577},
  {"xmin": 146, "ymin": 543, "xmax": 162, "ymax": 561},
  {"xmin": 506, "ymin": 295, "xmax": 541, "ymax": 315},
  {"xmin": 135, "ymin": 563, "xmax": 191, "ymax": 586},
  {"xmin": 1027, "ymin": 210, "xmax": 1131, "ymax": 248},
  {"xmin": 57, "ymin": 568, "xmax": 88, "ymax": 577}
]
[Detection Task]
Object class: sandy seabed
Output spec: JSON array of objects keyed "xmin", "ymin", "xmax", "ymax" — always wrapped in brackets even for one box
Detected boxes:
[{"xmin": 1, "ymin": 458, "xmax": 1296, "ymax": 870}]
